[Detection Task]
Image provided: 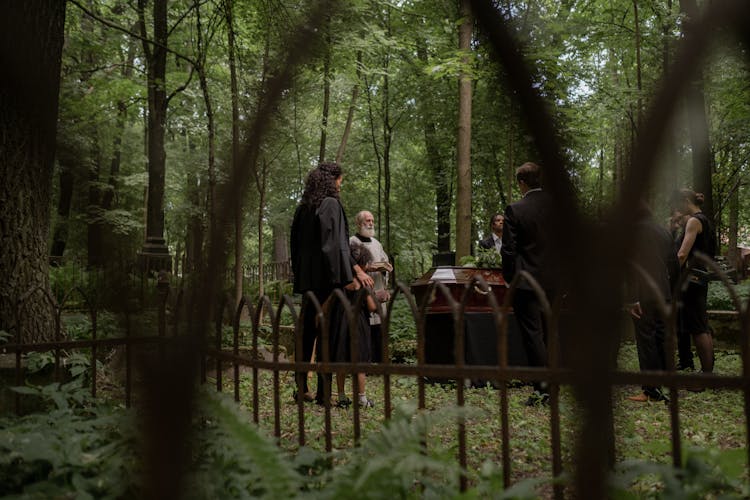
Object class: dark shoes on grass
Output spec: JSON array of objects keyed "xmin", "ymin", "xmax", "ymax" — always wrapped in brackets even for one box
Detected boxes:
[
  {"xmin": 626, "ymin": 390, "xmax": 669, "ymax": 403},
  {"xmin": 525, "ymin": 391, "xmax": 550, "ymax": 407}
]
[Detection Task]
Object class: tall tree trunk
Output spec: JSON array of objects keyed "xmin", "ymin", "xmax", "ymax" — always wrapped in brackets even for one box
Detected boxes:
[
  {"xmin": 728, "ymin": 176, "xmax": 739, "ymax": 268},
  {"xmin": 82, "ymin": 9, "xmax": 105, "ymax": 268},
  {"xmin": 88, "ymin": 140, "xmax": 105, "ymax": 267},
  {"xmin": 272, "ymin": 224, "xmax": 289, "ymax": 263},
  {"xmin": 185, "ymin": 132, "xmax": 204, "ymax": 275},
  {"xmin": 455, "ymin": 0, "xmax": 473, "ymax": 261},
  {"xmin": 225, "ymin": 0, "xmax": 244, "ymax": 306},
  {"xmin": 336, "ymin": 50, "xmax": 362, "ymax": 164},
  {"xmin": 661, "ymin": 0, "xmax": 679, "ymax": 196},
  {"xmin": 256, "ymin": 160, "xmax": 268, "ymax": 297},
  {"xmin": 382, "ymin": 77, "xmax": 392, "ymax": 251},
  {"xmin": 0, "ymin": 0, "xmax": 66, "ymax": 342},
  {"xmin": 195, "ymin": 0, "xmax": 216, "ymax": 246},
  {"xmin": 416, "ymin": 40, "xmax": 451, "ymax": 253},
  {"xmin": 679, "ymin": 0, "xmax": 714, "ymax": 221},
  {"xmin": 138, "ymin": 0, "xmax": 170, "ymax": 265},
  {"xmin": 381, "ymin": 7, "xmax": 393, "ymax": 252},
  {"xmin": 507, "ymin": 105, "xmax": 514, "ymax": 205},
  {"xmin": 318, "ymin": 12, "xmax": 332, "ymax": 163},
  {"xmin": 633, "ymin": 0, "xmax": 643, "ymax": 129},
  {"xmin": 50, "ymin": 165, "xmax": 74, "ymax": 261}
]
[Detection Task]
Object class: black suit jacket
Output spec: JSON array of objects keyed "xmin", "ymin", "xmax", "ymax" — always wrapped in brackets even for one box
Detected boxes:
[
  {"xmin": 630, "ymin": 218, "xmax": 679, "ymax": 305},
  {"xmin": 501, "ymin": 190, "xmax": 556, "ymax": 291},
  {"xmin": 479, "ymin": 236, "xmax": 495, "ymax": 250},
  {"xmin": 290, "ymin": 197, "xmax": 354, "ymax": 294}
]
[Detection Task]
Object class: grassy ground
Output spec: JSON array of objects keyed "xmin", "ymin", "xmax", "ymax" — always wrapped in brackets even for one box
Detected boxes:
[{"xmin": 212, "ymin": 339, "xmax": 747, "ymax": 495}]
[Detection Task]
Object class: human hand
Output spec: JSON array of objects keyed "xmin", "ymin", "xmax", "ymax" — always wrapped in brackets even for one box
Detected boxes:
[
  {"xmin": 626, "ymin": 302, "xmax": 642, "ymax": 319},
  {"xmin": 357, "ymin": 269, "xmax": 374, "ymax": 288},
  {"xmin": 375, "ymin": 289, "xmax": 390, "ymax": 302}
]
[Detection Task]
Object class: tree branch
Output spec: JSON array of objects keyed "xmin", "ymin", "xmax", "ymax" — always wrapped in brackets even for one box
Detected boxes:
[
  {"xmin": 167, "ymin": 65, "xmax": 197, "ymax": 105},
  {"xmin": 68, "ymin": 0, "xmax": 198, "ymax": 67}
]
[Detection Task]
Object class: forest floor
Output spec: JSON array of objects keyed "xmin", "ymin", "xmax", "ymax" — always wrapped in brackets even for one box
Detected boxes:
[{"xmin": 214, "ymin": 339, "xmax": 747, "ymax": 496}]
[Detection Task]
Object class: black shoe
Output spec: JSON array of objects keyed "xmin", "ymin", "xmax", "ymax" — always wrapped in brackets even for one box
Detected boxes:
[
  {"xmin": 643, "ymin": 389, "xmax": 669, "ymax": 403},
  {"xmin": 525, "ymin": 392, "xmax": 550, "ymax": 407},
  {"xmin": 336, "ymin": 396, "xmax": 352, "ymax": 408}
]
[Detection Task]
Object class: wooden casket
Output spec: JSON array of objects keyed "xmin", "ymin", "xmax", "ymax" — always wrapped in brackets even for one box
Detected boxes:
[
  {"xmin": 409, "ymin": 266, "xmax": 527, "ymax": 383},
  {"xmin": 410, "ymin": 266, "xmax": 509, "ymax": 313}
]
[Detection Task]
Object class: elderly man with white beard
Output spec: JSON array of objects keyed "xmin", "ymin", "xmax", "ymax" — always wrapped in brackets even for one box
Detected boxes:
[{"xmin": 350, "ymin": 210, "xmax": 392, "ymax": 362}]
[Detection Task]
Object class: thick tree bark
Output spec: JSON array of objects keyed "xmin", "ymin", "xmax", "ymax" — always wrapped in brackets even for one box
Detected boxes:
[
  {"xmin": 455, "ymin": 0, "xmax": 473, "ymax": 261},
  {"xmin": 272, "ymin": 224, "xmax": 289, "ymax": 263},
  {"xmin": 0, "ymin": 1, "xmax": 66, "ymax": 342}
]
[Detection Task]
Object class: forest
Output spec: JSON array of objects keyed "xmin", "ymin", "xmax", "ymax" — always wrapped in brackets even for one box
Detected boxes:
[
  {"xmin": 3, "ymin": 0, "xmax": 750, "ymax": 330},
  {"xmin": 2, "ymin": 0, "xmax": 750, "ymax": 498}
]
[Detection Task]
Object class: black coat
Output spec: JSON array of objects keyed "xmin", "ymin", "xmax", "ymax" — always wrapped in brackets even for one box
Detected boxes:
[
  {"xmin": 478, "ymin": 236, "xmax": 495, "ymax": 250},
  {"xmin": 501, "ymin": 190, "xmax": 556, "ymax": 291},
  {"xmin": 290, "ymin": 197, "xmax": 354, "ymax": 294},
  {"xmin": 631, "ymin": 218, "xmax": 679, "ymax": 304}
]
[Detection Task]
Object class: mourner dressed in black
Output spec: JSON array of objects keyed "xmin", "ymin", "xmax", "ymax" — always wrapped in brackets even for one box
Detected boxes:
[
  {"xmin": 672, "ymin": 188, "xmax": 716, "ymax": 377},
  {"xmin": 479, "ymin": 213, "xmax": 504, "ymax": 255},
  {"xmin": 290, "ymin": 162, "xmax": 373, "ymax": 405},
  {"xmin": 626, "ymin": 203, "xmax": 679, "ymax": 403},
  {"xmin": 501, "ymin": 162, "xmax": 556, "ymax": 406}
]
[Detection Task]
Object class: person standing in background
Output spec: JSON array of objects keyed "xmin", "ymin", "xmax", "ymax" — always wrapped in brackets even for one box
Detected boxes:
[
  {"xmin": 626, "ymin": 202, "xmax": 678, "ymax": 403},
  {"xmin": 671, "ymin": 188, "xmax": 716, "ymax": 378},
  {"xmin": 501, "ymin": 162, "xmax": 557, "ymax": 406},
  {"xmin": 350, "ymin": 210, "xmax": 391, "ymax": 363},
  {"xmin": 479, "ymin": 213, "xmax": 504, "ymax": 256}
]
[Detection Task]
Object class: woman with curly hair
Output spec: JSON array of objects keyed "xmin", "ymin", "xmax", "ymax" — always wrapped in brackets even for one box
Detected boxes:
[{"xmin": 290, "ymin": 162, "xmax": 373, "ymax": 405}]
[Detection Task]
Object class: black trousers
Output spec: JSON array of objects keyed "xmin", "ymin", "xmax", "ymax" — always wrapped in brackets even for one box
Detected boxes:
[
  {"xmin": 632, "ymin": 302, "xmax": 667, "ymax": 396},
  {"xmin": 296, "ymin": 289, "xmax": 333, "ymax": 402},
  {"xmin": 513, "ymin": 288, "xmax": 551, "ymax": 394}
]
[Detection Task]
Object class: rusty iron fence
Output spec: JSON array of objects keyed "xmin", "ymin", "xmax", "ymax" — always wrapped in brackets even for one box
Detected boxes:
[
  {"xmin": 3, "ymin": 259, "xmax": 750, "ymax": 497},
  {"xmin": 243, "ymin": 260, "xmax": 292, "ymax": 285}
]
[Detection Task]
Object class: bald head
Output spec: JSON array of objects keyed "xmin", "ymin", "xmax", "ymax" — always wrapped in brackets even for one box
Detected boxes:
[{"xmin": 355, "ymin": 210, "xmax": 375, "ymax": 238}]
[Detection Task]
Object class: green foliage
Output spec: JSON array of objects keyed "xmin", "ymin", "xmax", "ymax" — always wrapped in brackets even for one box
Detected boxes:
[
  {"xmin": 706, "ymin": 280, "xmax": 750, "ymax": 311},
  {"xmin": 386, "ymin": 298, "xmax": 417, "ymax": 364},
  {"xmin": 610, "ymin": 448, "xmax": 749, "ymax": 499},
  {"xmin": 188, "ymin": 388, "xmax": 306, "ymax": 499},
  {"xmin": 63, "ymin": 311, "xmax": 121, "ymax": 340},
  {"xmin": 0, "ymin": 382, "xmax": 138, "ymax": 499},
  {"xmin": 461, "ymin": 248, "xmax": 502, "ymax": 269}
]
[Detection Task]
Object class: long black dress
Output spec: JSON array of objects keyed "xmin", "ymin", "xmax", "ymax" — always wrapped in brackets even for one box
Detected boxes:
[
  {"xmin": 290, "ymin": 196, "xmax": 355, "ymax": 400},
  {"xmin": 328, "ymin": 289, "xmax": 372, "ymax": 365}
]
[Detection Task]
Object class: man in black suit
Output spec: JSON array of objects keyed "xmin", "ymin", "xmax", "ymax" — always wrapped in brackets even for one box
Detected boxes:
[
  {"xmin": 501, "ymin": 162, "xmax": 557, "ymax": 406},
  {"xmin": 625, "ymin": 202, "xmax": 678, "ymax": 403},
  {"xmin": 479, "ymin": 213, "xmax": 504, "ymax": 255}
]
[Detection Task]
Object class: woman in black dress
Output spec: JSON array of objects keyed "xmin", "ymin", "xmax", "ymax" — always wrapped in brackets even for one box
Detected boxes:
[{"xmin": 671, "ymin": 188, "xmax": 716, "ymax": 375}]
